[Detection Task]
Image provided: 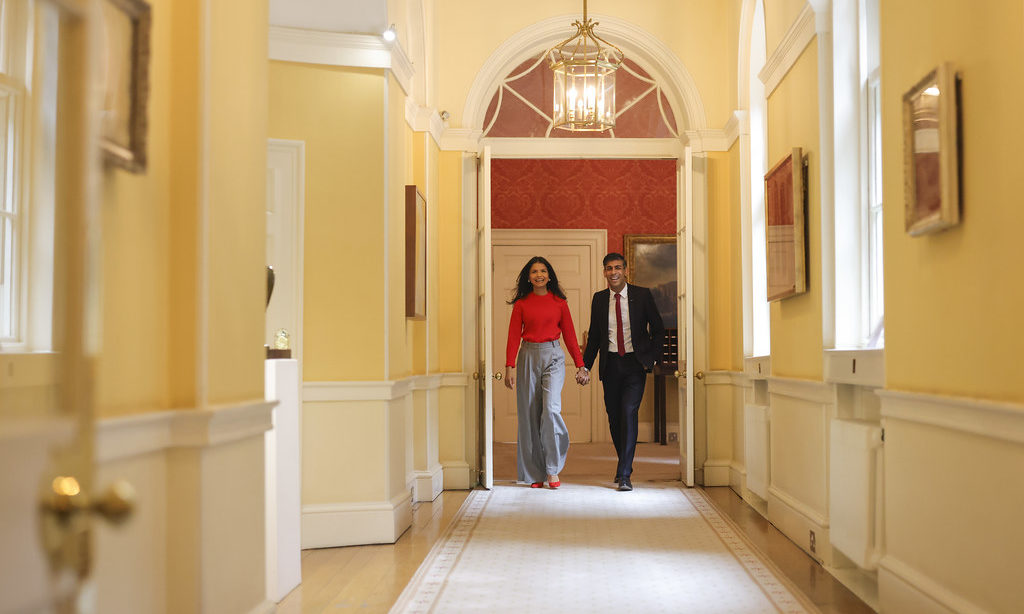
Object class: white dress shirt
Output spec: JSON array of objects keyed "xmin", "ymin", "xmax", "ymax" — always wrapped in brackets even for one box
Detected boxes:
[{"xmin": 607, "ymin": 284, "xmax": 634, "ymax": 354}]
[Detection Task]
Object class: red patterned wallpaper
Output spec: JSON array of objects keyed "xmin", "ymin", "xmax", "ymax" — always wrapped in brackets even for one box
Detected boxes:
[{"xmin": 491, "ymin": 159, "xmax": 676, "ymax": 254}]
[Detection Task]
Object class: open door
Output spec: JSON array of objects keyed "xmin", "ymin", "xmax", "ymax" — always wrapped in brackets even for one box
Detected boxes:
[
  {"xmin": 678, "ymin": 149, "xmax": 695, "ymax": 487},
  {"xmin": 1, "ymin": 2, "xmax": 130, "ymax": 611},
  {"xmin": 476, "ymin": 145, "xmax": 493, "ymax": 489}
]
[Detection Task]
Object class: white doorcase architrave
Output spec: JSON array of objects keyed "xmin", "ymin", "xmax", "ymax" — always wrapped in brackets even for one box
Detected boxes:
[
  {"xmin": 492, "ymin": 228, "xmax": 607, "ymax": 442},
  {"xmin": 471, "ymin": 150, "xmax": 702, "ymax": 486}
]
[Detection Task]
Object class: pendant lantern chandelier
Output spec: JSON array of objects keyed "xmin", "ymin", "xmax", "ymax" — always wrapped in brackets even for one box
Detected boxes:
[{"xmin": 548, "ymin": 0, "xmax": 624, "ymax": 132}]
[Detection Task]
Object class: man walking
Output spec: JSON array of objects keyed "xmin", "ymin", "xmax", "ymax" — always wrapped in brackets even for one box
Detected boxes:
[{"xmin": 579, "ymin": 252, "xmax": 665, "ymax": 491}]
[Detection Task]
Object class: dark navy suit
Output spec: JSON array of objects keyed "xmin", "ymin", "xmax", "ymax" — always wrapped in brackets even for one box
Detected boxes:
[{"xmin": 582, "ymin": 285, "xmax": 665, "ymax": 479}]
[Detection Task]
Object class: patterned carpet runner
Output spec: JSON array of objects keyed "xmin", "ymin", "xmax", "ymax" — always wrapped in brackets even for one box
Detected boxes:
[{"xmin": 391, "ymin": 481, "xmax": 819, "ymax": 613}]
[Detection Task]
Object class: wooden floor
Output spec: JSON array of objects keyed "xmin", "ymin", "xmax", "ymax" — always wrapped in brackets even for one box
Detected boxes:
[{"xmin": 278, "ymin": 443, "xmax": 874, "ymax": 613}]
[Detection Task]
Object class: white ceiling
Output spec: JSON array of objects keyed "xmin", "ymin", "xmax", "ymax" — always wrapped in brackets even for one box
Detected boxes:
[{"xmin": 269, "ymin": 0, "xmax": 387, "ymax": 34}]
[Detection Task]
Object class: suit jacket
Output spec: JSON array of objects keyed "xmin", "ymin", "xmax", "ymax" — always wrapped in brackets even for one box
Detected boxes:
[{"xmin": 582, "ymin": 285, "xmax": 666, "ymax": 380}]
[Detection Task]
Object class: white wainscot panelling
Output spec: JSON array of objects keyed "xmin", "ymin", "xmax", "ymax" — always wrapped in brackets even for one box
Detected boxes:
[{"xmin": 743, "ymin": 403, "xmax": 770, "ymax": 500}]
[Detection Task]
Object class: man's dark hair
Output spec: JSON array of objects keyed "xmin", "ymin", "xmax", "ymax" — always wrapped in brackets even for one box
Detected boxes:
[{"xmin": 603, "ymin": 252, "xmax": 627, "ymax": 267}]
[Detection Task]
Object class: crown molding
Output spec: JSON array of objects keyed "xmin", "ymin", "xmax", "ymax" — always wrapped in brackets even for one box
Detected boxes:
[
  {"xmin": 758, "ymin": 4, "xmax": 816, "ymax": 96},
  {"xmin": 268, "ymin": 26, "xmax": 414, "ymax": 95}
]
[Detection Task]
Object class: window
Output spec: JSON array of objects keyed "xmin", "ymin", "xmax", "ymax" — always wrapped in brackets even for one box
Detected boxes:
[
  {"xmin": 0, "ymin": 0, "xmax": 54, "ymax": 352},
  {"xmin": 744, "ymin": 0, "xmax": 770, "ymax": 358},
  {"xmin": 865, "ymin": 70, "xmax": 883, "ymax": 345}
]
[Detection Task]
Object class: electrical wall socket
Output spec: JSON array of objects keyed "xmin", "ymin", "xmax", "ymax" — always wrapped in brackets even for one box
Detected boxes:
[
  {"xmin": 809, "ymin": 530, "xmax": 816, "ymax": 553},
  {"xmin": 668, "ymin": 432, "xmax": 678, "ymax": 442}
]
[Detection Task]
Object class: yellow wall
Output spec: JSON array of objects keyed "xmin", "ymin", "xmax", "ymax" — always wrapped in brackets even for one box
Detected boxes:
[
  {"xmin": 438, "ymin": 151, "xmax": 463, "ymax": 372},
  {"xmin": 764, "ymin": 0, "xmax": 807, "ymax": 55},
  {"xmin": 707, "ymin": 151, "xmax": 738, "ymax": 371},
  {"xmin": 205, "ymin": 0, "xmax": 269, "ymax": 404},
  {"xmin": 427, "ymin": 138, "xmax": 442, "ymax": 371},
  {"xmin": 98, "ymin": 0, "xmax": 268, "ymax": 413},
  {"xmin": 881, "ymin": 0, "xmax": 1024, "ymax": 403},
  {"xmin": 434, "ymin": 0, "xmax": 737, "ymax": 129},
  {"xmin": 267, "ymin": 62, "xmax": 387, "ymax": 382},
  {"xmin": 766, "ymin": 43, "xmax": 822, "ymax": 380},
  {"xmin": 389, "ymin": 74, "xmax": 413, "ymax": 379}
]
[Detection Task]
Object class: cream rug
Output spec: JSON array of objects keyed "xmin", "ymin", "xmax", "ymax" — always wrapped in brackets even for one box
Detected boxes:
[{"xmin": 391, "ymin": 481, "xmax": 819, "ymax": 613}]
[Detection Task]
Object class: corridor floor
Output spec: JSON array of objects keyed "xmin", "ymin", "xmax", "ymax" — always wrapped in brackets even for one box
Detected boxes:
[{"xmin": 277, "ymin": 443, "xmax": 874, "ymax": 613}]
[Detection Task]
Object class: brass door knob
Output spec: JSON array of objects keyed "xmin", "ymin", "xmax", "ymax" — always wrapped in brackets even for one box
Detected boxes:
[
  {"xmin": 493, "ymin": 372, "xmax": 503, "ymax": 381},
  {"xmin": 472, "ymin": 372, "xmax": 479, "ymax": 380},
  {"xmin": 42, "ymin": 476, "xmax": 136, "ymax": 525},
  {"xmin": 673, "ymin": 370, "xmax": 683, "ymax": 378},
  {"xmin": 695, "ymin": 371, "xmax": 705, "ymax": 380}
]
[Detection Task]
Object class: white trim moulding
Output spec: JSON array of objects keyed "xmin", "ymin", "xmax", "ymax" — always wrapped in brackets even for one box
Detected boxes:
[
  {"xmin": 823, "ymin": 349, "xmax": 884, "ymax": 387},
  {"xmin": 404, "ymin": 99, "xmax": 445, "ymax": 147},
  {"xmin": 96, "ymin": 400, "xmax": 275, "ymax": 463},
  {"xmin": 303, "ymin": 373, "xmax": 469, "ymax": 403},
  {"xmin": 268, "ymin": 26, "xmax": 414, "ymax": 96},
  {"xmin": 878, "ymin": 389, "xmax": 1024, "ymax": 446},
  {"xmin": 440, "ymin": 128, "xmax": 483, "ymax": 153},
  {"xmin": 480, "ymin": 137, "xmax": 683, "ymax": 159},
  {"xmin": 758, "ymin": 4, "xmax": 816, "ymax": 96},
  {"xmin": 767, "ymin": 376, "xmax": 836, "ymax": 405}
]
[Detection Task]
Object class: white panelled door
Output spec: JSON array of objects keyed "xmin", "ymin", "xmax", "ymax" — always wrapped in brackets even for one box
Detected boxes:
[{"xmin": 491, "ymin": 236, "xmax": 599, "ymax": 444}]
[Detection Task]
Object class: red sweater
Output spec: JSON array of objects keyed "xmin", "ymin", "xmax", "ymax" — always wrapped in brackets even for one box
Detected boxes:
[{"xmin": 505, "ymin": 292, "xmax": 584, "ymax": 367}]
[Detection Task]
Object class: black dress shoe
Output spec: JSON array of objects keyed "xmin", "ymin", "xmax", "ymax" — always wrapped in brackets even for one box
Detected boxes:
[
  {"xmin": 614, "ymin": 475, "xmax": 621, "ymax": 484},
  {"xmin": 617, "ymin": 477, "xmax": 633, "ymax": 491}
]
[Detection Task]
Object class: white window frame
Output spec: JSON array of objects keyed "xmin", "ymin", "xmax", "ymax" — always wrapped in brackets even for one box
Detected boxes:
[
  {"xmin": 824, "ymin": 0, "xmax": 883, "ymax": 385},
  {"xmin": 741, "ymin": 0, "xmax": 771, "ymax": 371},
  {"xmin": 0, "ymin": 0, "xmax": 53, "ymax": 353}
]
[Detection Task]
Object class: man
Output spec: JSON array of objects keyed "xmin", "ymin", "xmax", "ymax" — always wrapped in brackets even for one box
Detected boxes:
[{"xmin": 579, "ymin": 252, "xmax": 665, "ymax": 492}]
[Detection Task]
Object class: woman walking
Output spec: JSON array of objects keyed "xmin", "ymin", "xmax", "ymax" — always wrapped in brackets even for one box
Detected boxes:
[{"xmin": 504, "ymin": 256, "xmax": 588, "ymax": 488}]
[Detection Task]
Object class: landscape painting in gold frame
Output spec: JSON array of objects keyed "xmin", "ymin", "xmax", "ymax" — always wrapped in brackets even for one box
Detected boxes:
[
  {"xmin": 764, "ymin": 147, "xmax": 807, "ymax": 302},
  {"xmin": 902, "ymin": 62, "xmax": 961, "ymax": 236}
]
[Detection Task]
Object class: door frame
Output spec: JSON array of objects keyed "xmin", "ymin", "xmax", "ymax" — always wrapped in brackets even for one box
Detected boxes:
[
  {"xmin": 469, "ymin": 147, "xmax": 708, "ymax": 487},
  {"xmin": 492, "ymin": 228, "xmax": 607, "ymax": 442}
]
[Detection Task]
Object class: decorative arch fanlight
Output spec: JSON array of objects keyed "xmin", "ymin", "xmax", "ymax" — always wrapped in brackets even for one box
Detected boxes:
[
  {"xmin": 547, "ymin": 0, "xmax": 623, "ymax": 131},
  {"xmin": 481, "ymin": 53, "xmax": 678, "ymax": 139}
]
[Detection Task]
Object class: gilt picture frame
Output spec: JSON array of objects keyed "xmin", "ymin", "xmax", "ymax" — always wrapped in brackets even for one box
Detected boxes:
[
  {"xmin": 99, "ymin": 0, "xmax": 151, "ymax": 173},
  {"xmin": 623, "ymin": 234, "xmax": 678, "ymax": 328},
  {"xmin": 764, "ymin": 147, "xmax": 808, "ymax": 302},
  {"xmin": 902, "ymin": 62, "xmax": 961, "ymax": 236},
  {"xmin": 405, "ymin": 185, "xmax": 426, "ymax": 319}
]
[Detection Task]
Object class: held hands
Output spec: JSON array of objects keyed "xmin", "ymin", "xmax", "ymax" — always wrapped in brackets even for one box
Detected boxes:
[
  {"xmin": 504, "ymin": 367, "xmax": 515, "ymax": 390},
  {"xmin": 575, "ymin": 367, "xmax": 590, "ymax": 386}
]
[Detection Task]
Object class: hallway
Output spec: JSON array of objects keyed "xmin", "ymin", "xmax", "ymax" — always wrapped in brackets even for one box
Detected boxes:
[{"xmin": 278, "ymin": 443, "xmax": 873, "ymax": 613}]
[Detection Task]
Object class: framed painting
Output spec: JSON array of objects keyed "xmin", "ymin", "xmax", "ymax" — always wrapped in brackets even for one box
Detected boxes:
[
  {"xmin": 405, "ymin": 185, "xmax": 426, "ymax": 319},
  {"xmin": 903, "ymin": 63, "xmax": 961, "ymax": 236},
  {"xmin": 99, "ymin": 0, "xmax": 151, "ymax": 173},
  {"xmin": 623, "ymin": 234, "xmax": 677, "ymax": 328},
  {"xmin": 764, "ymin": 147, "xmax": 808, "ymax": 302}
]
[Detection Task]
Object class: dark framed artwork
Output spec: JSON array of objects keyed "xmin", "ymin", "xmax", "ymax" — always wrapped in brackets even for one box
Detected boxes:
[
  {"xmin": 764, "ymin": 147, "xmax": 808, "ymax": 302},
  {"xmin": 405, "ymin": 185, "xmax": 426, "ymax": 319},
  {"xmin": 903, "ymin": 62, "xmax": 961, "ymax": 236},
  {"xmin": 623, "ymin": 234, "xmax": 677, "ymax": 328},
  {"xmin": 99, "ymin": 0, "xmax": 151, "ymax": 173}
]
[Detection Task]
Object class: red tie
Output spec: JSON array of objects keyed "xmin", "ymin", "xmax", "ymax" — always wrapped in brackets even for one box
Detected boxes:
[{"xmin": 615, "ymin": 293, "xmax": 625, "ymax": 356}]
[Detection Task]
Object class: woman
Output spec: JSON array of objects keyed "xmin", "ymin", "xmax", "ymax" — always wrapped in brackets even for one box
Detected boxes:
[{"xmin": 504, "ymin": 256, "xmax": 587, "ymax": 489}]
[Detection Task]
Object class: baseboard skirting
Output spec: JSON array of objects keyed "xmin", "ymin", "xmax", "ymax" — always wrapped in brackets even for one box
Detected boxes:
[
  {"xmin": 703, "ymin": 459, "xmax": 732, "ymax": 486},
  {"xmin": 301, "ymin": 491, "xmax": 413, "ymax": 548},
  {"xmin": 878, "ymin": 556, "xmax": 985, "ymax": 614},
  {"xmin": 413, "ymin": 465, "xmax": 444, "ymax": 502},
  {"xmin": 728, "ymin": 462, "xmax": 746, "ymax": 492},
  {"xmin": 442, "ymin": 461, "xmax": 473, "ymax": 490},
  {"xmin": 247, "ymin": 600, "xmax": 276, "ymax": 614},
  {"xmin": 767, "ymin": 486, "xmax": 830, "ymax": 564}
]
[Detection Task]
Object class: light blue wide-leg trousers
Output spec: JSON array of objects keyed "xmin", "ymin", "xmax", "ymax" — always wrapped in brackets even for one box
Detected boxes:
[{"xmin": 515, "ymin": 340, "xmax": 569, "ymax": 483}]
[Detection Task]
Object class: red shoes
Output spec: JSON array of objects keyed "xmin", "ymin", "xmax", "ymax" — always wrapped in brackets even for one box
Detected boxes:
[
  {"xmin": 548, "ymin": 480, "xmax": 561, "ymax": 489},
  {"xmin": 531, "ymin": 482, "xmax": 544, "ymax": 488}
]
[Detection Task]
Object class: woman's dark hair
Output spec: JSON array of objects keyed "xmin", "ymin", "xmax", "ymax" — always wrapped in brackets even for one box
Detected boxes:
[{"xmin": 508, "ymin": 256, "xmax": 566, "ymax": 303}]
